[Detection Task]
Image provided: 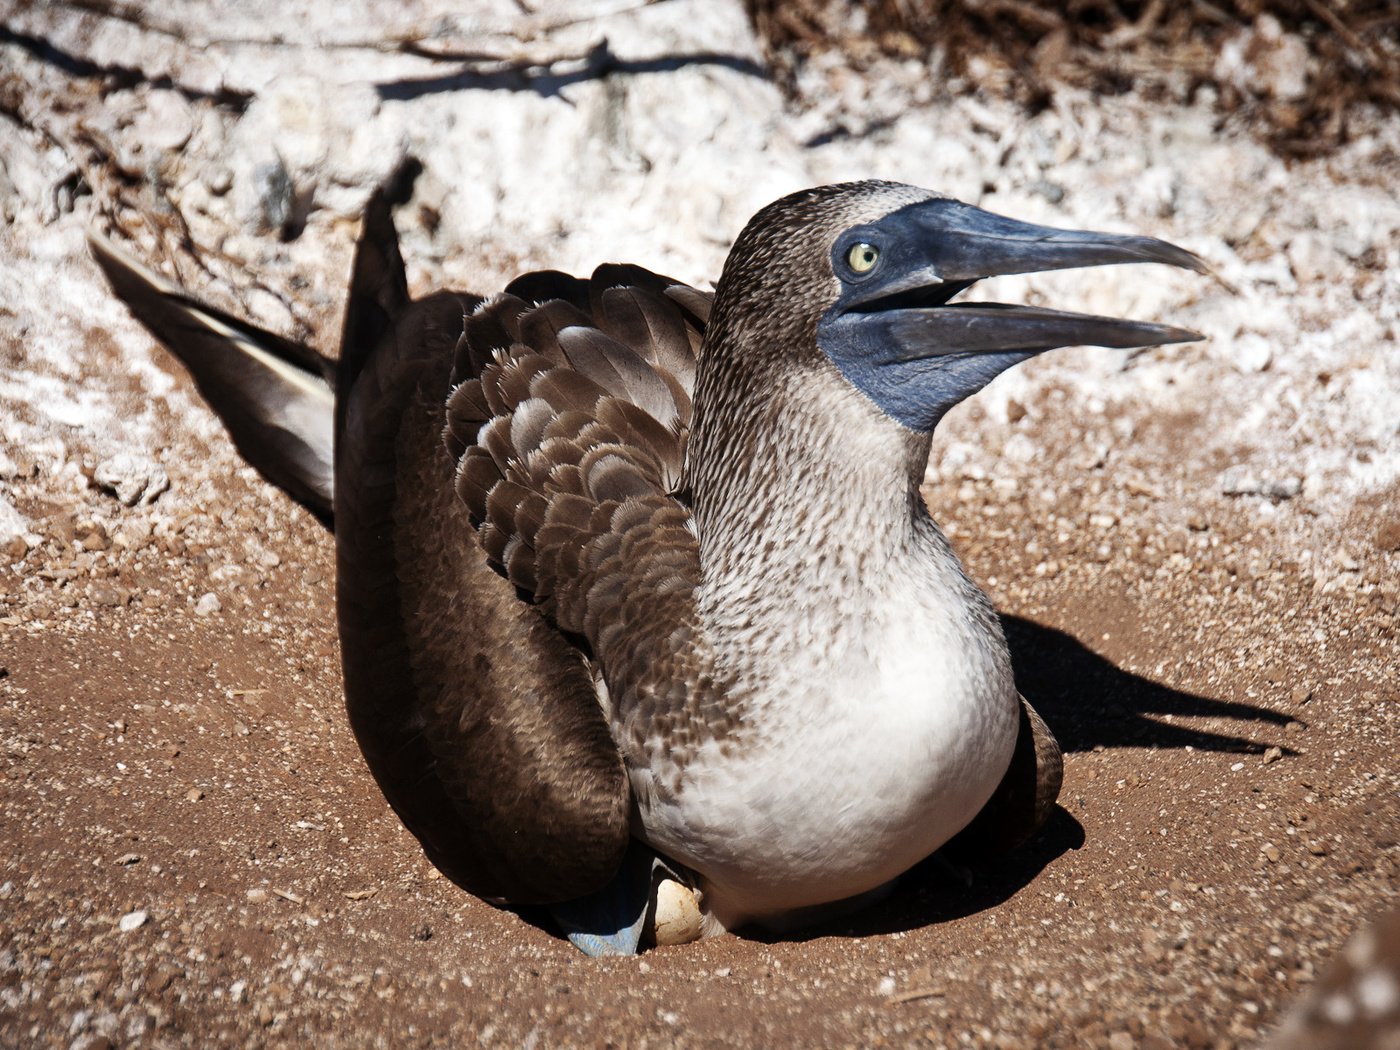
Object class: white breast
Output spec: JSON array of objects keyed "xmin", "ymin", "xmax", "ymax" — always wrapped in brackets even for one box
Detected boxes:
[{"xmin": 631, "ymin": 515, "xmax": 1020, "ymax": 931}]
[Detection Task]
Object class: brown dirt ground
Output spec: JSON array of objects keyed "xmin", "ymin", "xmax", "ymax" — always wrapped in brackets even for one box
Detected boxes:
[{"xmin": 2, "ymin": 331, "xmax": 1397, "ymax": 1048}]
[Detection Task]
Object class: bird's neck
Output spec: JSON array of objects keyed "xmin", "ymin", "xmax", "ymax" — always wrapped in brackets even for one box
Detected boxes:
[{"xmin": 687, "ymin": 359, "xmax": 955, "ymax": 633}]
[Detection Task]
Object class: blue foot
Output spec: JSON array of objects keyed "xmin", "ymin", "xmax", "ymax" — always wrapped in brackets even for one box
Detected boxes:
[{"xmin": 547, "ymin": 842, "xmax": 674, "ymax": 957}]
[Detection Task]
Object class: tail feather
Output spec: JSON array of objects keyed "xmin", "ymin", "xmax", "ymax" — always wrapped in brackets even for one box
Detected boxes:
[
  {"xmin": 88, "ymin": 232, "xmax": 335, "ymax": 525},
  {"xmin": 336, "ymin": 190, "xmax": 410, "ymax": 415}
]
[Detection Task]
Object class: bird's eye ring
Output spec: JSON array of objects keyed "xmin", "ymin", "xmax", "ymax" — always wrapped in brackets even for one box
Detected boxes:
[{"xmin": 846, "ymin": 242, "xmax": 880, "ymax": 275}]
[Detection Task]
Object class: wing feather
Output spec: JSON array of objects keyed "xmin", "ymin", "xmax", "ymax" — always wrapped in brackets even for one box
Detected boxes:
[{"xmin": 449, "ymin": 263, "xmax": 704, "ymax": 679}]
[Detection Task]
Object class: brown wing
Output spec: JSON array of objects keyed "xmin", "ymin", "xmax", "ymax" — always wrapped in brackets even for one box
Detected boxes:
[
  {"xmin": 446, "ymin": 266, "xmax": 713, "ymax": 763},
  {"xmin": 334, "ymin": 194, "xmax": 631, "ymax": 904}
]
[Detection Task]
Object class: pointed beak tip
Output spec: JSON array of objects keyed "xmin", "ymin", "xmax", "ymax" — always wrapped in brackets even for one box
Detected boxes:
[{"xmin": 1154, "ymin": 242, "xmax": 1210, "ymax": 277}]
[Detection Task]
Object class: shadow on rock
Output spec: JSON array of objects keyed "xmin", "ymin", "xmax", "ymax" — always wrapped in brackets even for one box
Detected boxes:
[
  {"xmin": 375, "ymin": 42, "xmax": 769, "ymax": 103},
  {"xmin": 1001, "ymin": 613, "xmax": 1295, "ymax": 755}
]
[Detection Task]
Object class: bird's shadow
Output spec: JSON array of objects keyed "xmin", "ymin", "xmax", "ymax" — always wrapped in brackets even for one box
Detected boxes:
[
  {"xmin": 999, "ymin": 613, "xmax": 1294, "ymax": 755},
  {"xmin": 738, "ymin": 612, "xmax": 1295, "ymax": 945}
]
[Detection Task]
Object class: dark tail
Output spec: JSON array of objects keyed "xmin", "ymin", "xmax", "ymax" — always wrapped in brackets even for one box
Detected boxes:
[{"xmin": 88, "ymin": 232, "xmax": 336, "ymax": 527}]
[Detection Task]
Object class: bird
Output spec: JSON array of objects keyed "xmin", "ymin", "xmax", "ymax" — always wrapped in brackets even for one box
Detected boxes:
[{"xmin": 91, "ymin": 179, "xmax": 1205, "ymax": 955}]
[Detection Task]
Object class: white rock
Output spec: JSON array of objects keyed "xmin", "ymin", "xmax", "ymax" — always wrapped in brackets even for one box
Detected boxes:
[
  {"xmin": 229, "ymin": 77, "xmax": 403, "ymax": 230},
  {"xmin": 117, "ymin": 909, "xmax": 148, "ymax": 932},
  {"xmin": 0, "ymin": 496, "xmax": 28, "ymax": 543},
  {"xmin": 94, "ymin": 453, "xmax": 170, "ymax": 507},
  {"xmin": 194, "ymin": 592, "xmax": 222, "ymax": 616}
]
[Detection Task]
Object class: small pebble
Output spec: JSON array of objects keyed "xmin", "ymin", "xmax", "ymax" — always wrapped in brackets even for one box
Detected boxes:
[
  {"xmin": 1221, "ymin": 471, "xmax": 1302, "ymax": 500},
  {"xmin": 194, "ymin": 592, "xmax": 221, "ymax": 616},
  {"xmin": 78, "ymin": 521, "xmax": 111, "ymax": 551},
  {"xmin": 1263, "ymin": 746, "xmax": 1283, "ymax": 765},
  {"xmin": 118, "ymin": 909, "xmax": 148, "ymax": 932},
  {"xmin": 1291, "ymin": 685, "xmax": 1313, "ymax": 705},
  {"xmin": 113, "ymin": 520, "xmax": 153, "ymax": 551},
  {"xmin": 1263, "ymin": 843, "xmax": 1282, "ymax": 863},
  {"xmin": 89, "ymin": 583, "xmax": 128, "ymax": 607},
  {"xmin": 1306, "ymin": 839, "xmax": 1329, "ymax": 856},
  {"xmin": 185, "ymin": 787, "xmax": 204, "ymax": 802}
]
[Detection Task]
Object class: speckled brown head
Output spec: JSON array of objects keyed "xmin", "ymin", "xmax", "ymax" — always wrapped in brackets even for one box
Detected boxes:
[{"xmin": 688, "ymin": 180, "xmax": 1204, "ymax": 533}]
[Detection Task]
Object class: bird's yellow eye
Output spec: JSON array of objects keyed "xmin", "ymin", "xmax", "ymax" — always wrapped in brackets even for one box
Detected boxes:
[{"xmin": 847, "ymin": 242, "xmax": 880, "ymax": 274}]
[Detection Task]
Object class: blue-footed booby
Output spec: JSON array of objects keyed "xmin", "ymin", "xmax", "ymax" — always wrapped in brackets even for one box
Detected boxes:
[{"xmin": 91, "ymin": 180, "xmax": 1205, "ymax": 955}]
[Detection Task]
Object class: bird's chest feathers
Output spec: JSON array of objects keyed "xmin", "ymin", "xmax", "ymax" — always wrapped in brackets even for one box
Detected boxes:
[
  {"xmin": 719, "ymin": 547, "xmax": 1014, "ymax": 798},
  {"xmin": 639, "ymin": 506, "xmax": 1019, "ymax": 919}
]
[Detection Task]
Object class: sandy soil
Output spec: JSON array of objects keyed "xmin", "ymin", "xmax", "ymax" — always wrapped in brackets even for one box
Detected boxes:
[{"xmin": 2, "ymin": 1, "xmax": 1398, "ymax": 1046}]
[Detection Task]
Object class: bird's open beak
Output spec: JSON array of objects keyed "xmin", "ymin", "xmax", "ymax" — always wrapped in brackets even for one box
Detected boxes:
[
  {"xmin": 832, "ymin": 197, "xmax": 1206, "ymax": 357},
  {"xmin": 817, "ymin": 197, "xmax": 1208, "ymax": 431}
]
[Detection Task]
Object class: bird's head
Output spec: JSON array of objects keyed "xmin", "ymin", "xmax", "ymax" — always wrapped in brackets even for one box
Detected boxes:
[{"xmin": 707, "ymin": 181, "xmax": 1206, "ymax": 433}]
